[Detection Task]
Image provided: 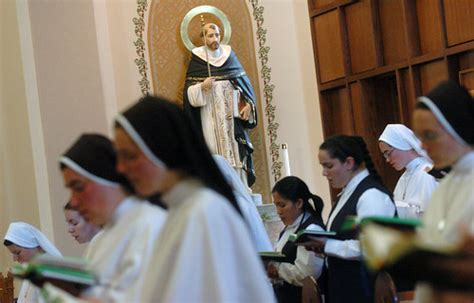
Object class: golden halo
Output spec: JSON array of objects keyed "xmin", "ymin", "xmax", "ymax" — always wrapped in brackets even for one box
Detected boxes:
[{"xmin": 180, "ymin": 5, "xmax": 232, "ymax": 52}]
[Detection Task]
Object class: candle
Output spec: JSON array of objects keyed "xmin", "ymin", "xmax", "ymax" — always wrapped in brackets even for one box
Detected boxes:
[{"xmin": 280, "ymin": 143, "xmax": 291, "ymax": 177}]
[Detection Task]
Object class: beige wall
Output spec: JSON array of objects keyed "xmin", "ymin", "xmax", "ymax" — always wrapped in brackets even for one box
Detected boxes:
[
  {"xmin": 0, "ymin": 0, "xmax": 40, "ymax": 273},
  {"xmin": 0, "ymin": 0, "xmax": 329, "ymax": 274}
]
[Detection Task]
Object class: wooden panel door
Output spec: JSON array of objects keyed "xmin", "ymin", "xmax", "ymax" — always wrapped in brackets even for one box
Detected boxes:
[
  {"xmin": 444, "ymin": 0, "xmax": 474, "ymax": 46},
  {"xmin": 313, "ymin": 10, "xmax": 346, "ymax": 82},
  {"xmin": 345, "ymin": 0, "xmax": 377, "ymax": 73}
]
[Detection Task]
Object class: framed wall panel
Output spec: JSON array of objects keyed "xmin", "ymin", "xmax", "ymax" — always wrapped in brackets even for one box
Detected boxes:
[
  {"xmin": 416, "ymin": 0, "xmax": 444, "ymax": 55},
  {"xmin": 313, "ymin": 10, "xmax": 346, "ymax": 82},
  {"xmin": 444, "ymin": 0, "xmax": 474, "ymax": 46},
  {"xmin": 345, "ymin": 0, "xmax": 377, "ymax": 73},
  {"xmin": 378, "ymin": 0, "xmax": 407, "ymax": 64},
  {"xmin": 419, "ymin": 59, "xmax": 449, "ymax": 94}
]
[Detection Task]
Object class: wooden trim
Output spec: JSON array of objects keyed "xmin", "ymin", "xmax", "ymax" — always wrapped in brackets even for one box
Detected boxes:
[
  {"xmin": 437, "ymin": 0, "xmax": 448, "ymax": 49},
  {"xmin": 308, "ymin": 15, "xmax": 323, "ymax": 86},
  {"xmin": 409, "ymin": 50, "xmax": 445, "ymax": 66},
  {"xmin": 338, "ymin": 7, "xmax": 352, "ymax": 76},
  {"xmin": 445, "ymin": 41, "xmax": 474, "ymax": 56},
  {"xmin": 310, "ymin": 0, "xmax": 356, "ymax": 17},
  {"xmin": 318, "ymin": 78, "xmax": 347, "ymax": 91},
  {"xmin": 369, "ymin": 0, "xmax": 384, "ymax": 67},
  {"xmin": 402, "ymin": 0, "xmax": 420, "ymax": 58},
  {"xmin": 409, "ymin": 65, "xmax": 422, "ymax": 97},
  {"xmin": 395, "ymin": 69, "xmax": 409, "ymax": 124}
]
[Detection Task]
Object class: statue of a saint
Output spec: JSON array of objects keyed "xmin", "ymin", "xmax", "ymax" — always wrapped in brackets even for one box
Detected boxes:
[{"xmin": 183, "ymin": 23, "xmax": 258, "ymax": 187}]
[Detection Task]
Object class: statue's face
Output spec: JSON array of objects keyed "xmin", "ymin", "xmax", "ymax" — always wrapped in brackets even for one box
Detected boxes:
[{"xmin": 204, "ymin": 24, "xmax": 220, "ymax": 50}]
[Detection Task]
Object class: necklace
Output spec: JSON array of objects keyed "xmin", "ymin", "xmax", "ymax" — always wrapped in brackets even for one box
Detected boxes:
[{"xmin": 401, "ymin": 161, "xmax": 423, "ymax": 201}]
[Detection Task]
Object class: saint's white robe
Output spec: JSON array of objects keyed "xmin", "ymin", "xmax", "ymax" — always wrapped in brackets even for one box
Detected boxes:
[
  {"xmin": 187, "ymin": 45, "xmax": 255, "ymax": 170},
  {"xmin": 415, "ymin": 151, "xmax": 474, "ymax": 303},
  {"xmin": 141, "ymin": 179, "xmax": 275, "ymax": 303},
  {"xmin": 84, "ymin": 197, "xmax": 166, "ymax": 302}
]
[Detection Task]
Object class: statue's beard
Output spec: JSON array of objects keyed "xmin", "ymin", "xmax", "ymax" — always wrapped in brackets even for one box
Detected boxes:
[{"xmin": 209, "ymin": 41, "xmax": 219, "ymax": 50}]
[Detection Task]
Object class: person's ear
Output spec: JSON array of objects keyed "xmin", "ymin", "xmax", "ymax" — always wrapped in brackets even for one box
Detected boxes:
[
  {"xmin": 344, "ymin": 157, "xmax": 355, "ymax": 171},
  {"xmin": 295, "ymin": 198, "xmax": 304, "ymax": 210}
]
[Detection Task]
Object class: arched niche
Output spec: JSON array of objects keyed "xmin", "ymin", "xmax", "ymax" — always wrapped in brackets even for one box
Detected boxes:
[{"xmin": 134, "ymin": 0, "xmax": 282, "ymax": 201}]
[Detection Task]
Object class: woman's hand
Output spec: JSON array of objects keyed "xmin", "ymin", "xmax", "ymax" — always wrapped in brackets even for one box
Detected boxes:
[
  {"xmin": 266, "ymin": 263, "xmax": 279, "ymax": 279},
  {"xmin": 301, "ymin": 236, "xmax": 327, "ymax": 256}
]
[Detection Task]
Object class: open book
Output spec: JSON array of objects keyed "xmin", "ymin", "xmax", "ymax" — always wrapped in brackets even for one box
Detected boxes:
[
  {"xmin": 288, "ymin": 230, "xmax": 337, "ymax": 244},
  {"xmin": 11, "ymin": 254, "xmax": 96, "ymax": 296},
  {"xmin": 360, "ymin": 222, "xmax": 474, "ymax": 291},
  {"xmin": 259, "ymin": 252, "xmax": 288, "ymax": 262},
  {"xmin": 341, "ymin": 215, "xmax": 422, "ymax": 232}
]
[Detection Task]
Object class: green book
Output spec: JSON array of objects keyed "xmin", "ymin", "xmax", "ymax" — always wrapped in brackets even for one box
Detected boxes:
[
  {"xmin": 288, "ymin": 229, "xmax": 337, "ymax": 244},
  {"xmin": 341, "ymin": 215, "xmax": 422, "ymax": 232},
  {"xmin": 359, "ymin": 222, "xmax": 456, "ymax": 272},
  {"xmin": 259, "ymin": 251, "xmax": 288, "ymax": 262},
  {"xmin": 12, "ymin": 255, "xmax": 96, "ymax": 296}
]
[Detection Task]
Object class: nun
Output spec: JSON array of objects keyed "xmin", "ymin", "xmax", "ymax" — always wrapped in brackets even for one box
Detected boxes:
[
  {"xmin": 114, "ymin": 96, "xmax": 275, "ymax": 302},
  {"xmin": 4, "ymin": 221, "xmax": 62, "ymax": 303},
  {"xmin": 213, "ymin": 154, "xmax": 273, "ymax": 252},
  {"xmin": 59, "ymin": 133, "xmax": 166, "ymax": 302},
  {"xmin": 378, "ymin": 124, "xmax": 438, "ymax": 218},
  {"xmin": 412, "ymin": 80, "xmax": 474, "ymax": 302}
]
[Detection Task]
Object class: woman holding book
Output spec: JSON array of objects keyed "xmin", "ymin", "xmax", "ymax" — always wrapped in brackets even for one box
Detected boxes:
[
  {"xmin": 3, "ymin": 221, "xmax": 62, "ymax": 303},
  {"xmin": 307, "ymin": 135, "xmax": 396, "ymax": 303},
  {"xmin": 378, "ymin": 124, "xmax": 438, "ymax": 218},
  {"xmin": 114, "ymin": 96, "xmax": 275, "ymax": 302},
  {"xmin": 267, "ymin": 176, "xmax": 325, "ymax": 303}
]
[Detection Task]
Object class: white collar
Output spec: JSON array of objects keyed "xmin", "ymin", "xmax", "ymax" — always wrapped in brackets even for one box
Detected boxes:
[
  {"xmin": 109, "ymin": 196, "xmax": 139, "ymax": 226},
  {"xmin": 287, "ymin": 212, "xmax": 307, "ymax": 228},
  {"xmin": 342, "ymin": 169, "xmax": 369, "ymax": 195},
  {"xmin": 405, "ymin": 157, "xmax": 427, "ymax": 172},
  {"xmin": 192, "ymin": 45, "xmax": 231, "ymax": 67},
  {"xmin": 161, "ymin": 178, "xmax": 203, "ymax": 208},
  {"xmin": 451, "ymin": 150, "xmax": 474, "ymax": 174}
]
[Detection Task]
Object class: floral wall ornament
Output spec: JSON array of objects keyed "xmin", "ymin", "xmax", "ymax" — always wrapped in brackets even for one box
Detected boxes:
[
  {"xmin": 248, "ymin": 0, "xmax": 282, "ymax": 181},
  {"xmin": 133, "ymin": 0, "xmax": 151, "ymax": 95}
]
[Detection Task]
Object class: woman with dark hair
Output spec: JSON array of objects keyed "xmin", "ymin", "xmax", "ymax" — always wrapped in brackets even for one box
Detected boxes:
[
  {"xmin": 267, "ymin": 176, "xmax": 325, "ymax": 303},
  {"xmin": 63, "ymin": 201, "xmax": 100, "ymax": 245},
  {"xmin": 306, "ymin": 135, "xmax": 396, "ymax": 303},
  {"xmin": 59, "ymin": 133, "xmax": 166, "ymax": 302},
  {"xmin": 114, "ymin": 96, "xmax": 274, "ymax": 302},
  {"xmin": 412, "ymin": 80, "xmax": 474, "ymax": 302}
]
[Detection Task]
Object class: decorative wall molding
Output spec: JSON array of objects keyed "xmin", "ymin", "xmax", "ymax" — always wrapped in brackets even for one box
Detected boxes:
[
  {"xmin": 248, "ymin": 0, "xmax": 281, "ymax": 182},
  {"xmin": 133, "ymin": 0, "xmax": 150, "ymax": 95}
]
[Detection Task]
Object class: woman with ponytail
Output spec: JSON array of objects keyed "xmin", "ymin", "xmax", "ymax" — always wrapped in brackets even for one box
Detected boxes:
[
  {"xmin": 307, "ymin": 135, "xmax": 396, "ymax": 303},
  {"xmin": 267, "ymin": 176, "xmax": 325, "ymax": 303}
]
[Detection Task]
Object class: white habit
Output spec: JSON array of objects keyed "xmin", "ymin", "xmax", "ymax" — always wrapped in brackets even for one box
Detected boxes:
[
  {"xmin": 415, "ymin": 151, "xmax": 474, "ymax": 303},
  {"xmin": 141, "ymin": 179, "xmax": 275, "ymax": 303},
  {"xmin": 84, "ymin": 197, "xmax": 166, "ymax": 302},
  {"xmin": 213, "ymin": 155, "xmax": 272, "ymax": 251},
  {"xmin": 393, "ymin": 157, "xmax": 438, "ymax": 218},
  {"xmin": 4, "ymin": 222, "xmax": 62, "ymax": 303}
]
